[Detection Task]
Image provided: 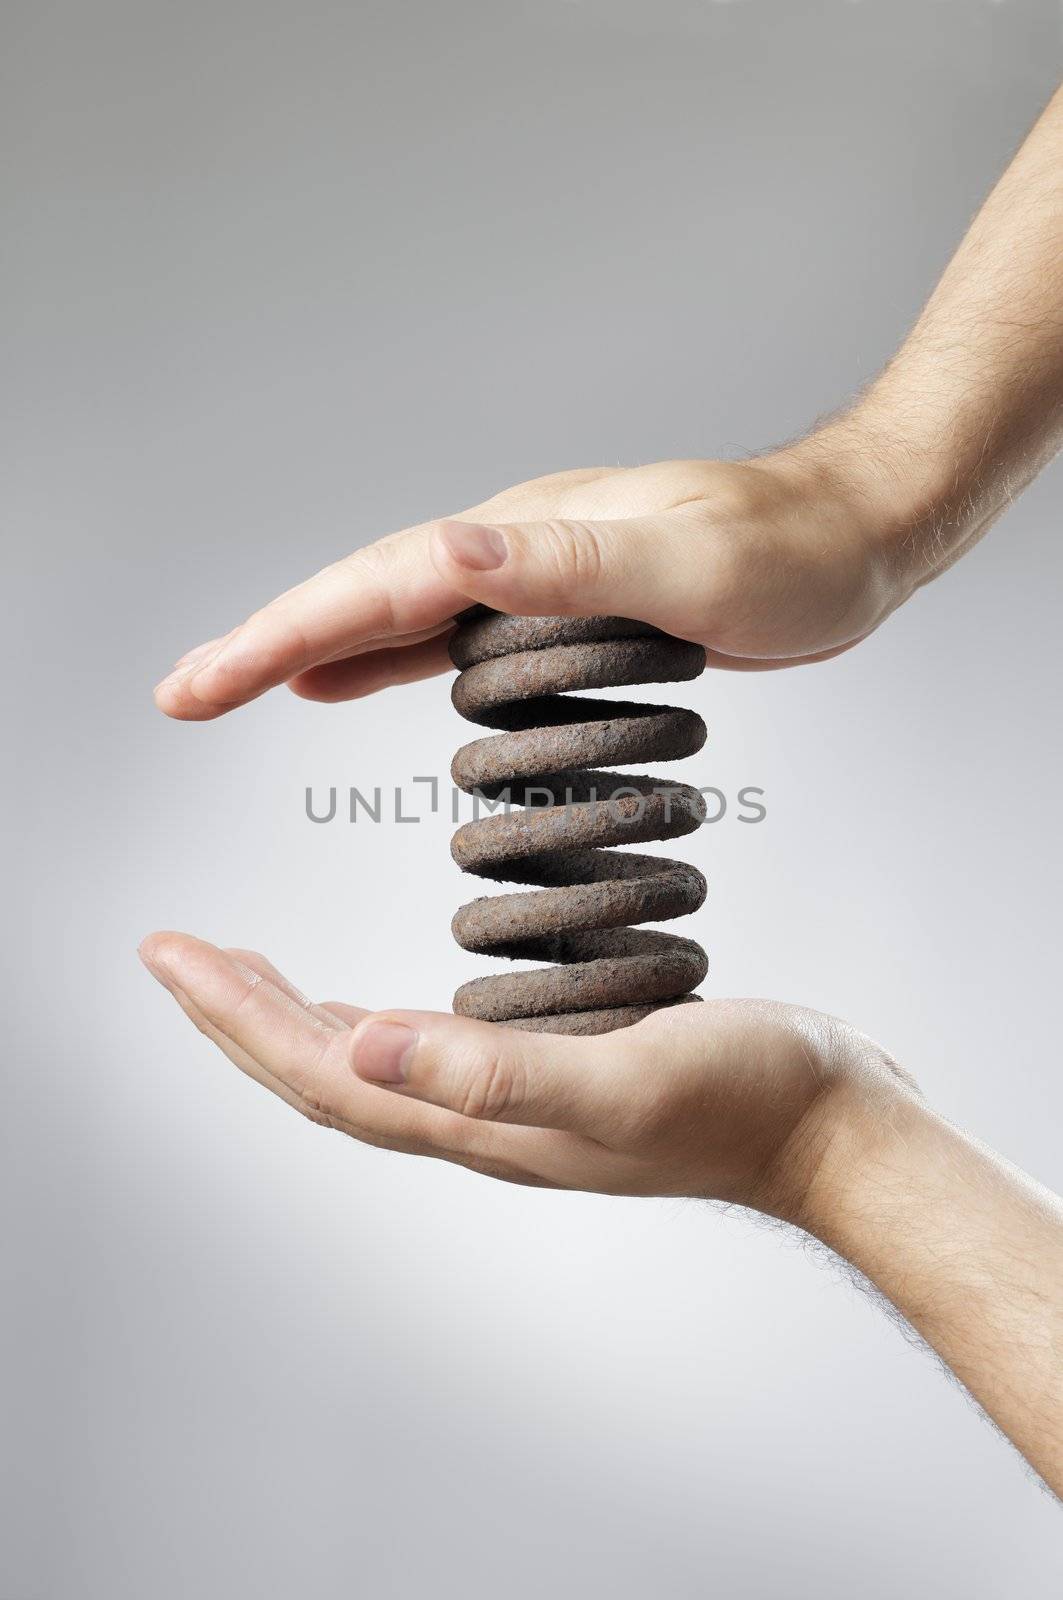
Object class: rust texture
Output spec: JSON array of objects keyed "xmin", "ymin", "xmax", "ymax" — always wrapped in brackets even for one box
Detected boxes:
[{"xmin": 449, "ymin": 608, "xmax": 709, "ymax": 1034}]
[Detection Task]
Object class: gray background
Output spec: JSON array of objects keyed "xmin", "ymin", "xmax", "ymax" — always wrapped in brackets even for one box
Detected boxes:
[{"xmin": 4, "ymin": 0, "xmax": 1063, "ymax": 1594}]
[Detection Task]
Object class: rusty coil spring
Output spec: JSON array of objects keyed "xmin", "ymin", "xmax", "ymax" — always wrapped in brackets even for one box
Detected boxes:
[{"xmin": 448, "ymin": 607, "xmax": 708, "ymax": 1035}]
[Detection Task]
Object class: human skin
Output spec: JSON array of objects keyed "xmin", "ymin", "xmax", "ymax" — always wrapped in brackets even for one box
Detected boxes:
[
  {"xmin": 152, "ymin": 83, "xmax": 1063, "ymax": 719},
  {"xmin": 137, "ymin": 934, "xmax": 1063, "ymax": 1496},
  {"xmin": 143, "ymin": 86, "xmax": 1063, "ymax": 1487}
]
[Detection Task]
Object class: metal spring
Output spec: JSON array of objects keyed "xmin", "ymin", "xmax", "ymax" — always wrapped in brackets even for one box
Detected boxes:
[{"xmin": 448, "ymin": 608, "xmax": 708, "ymax": 1035}]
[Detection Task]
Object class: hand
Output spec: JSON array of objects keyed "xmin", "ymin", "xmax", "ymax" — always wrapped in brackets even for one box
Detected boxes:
[
  {"xmin": 153, "ymin": 84, "xmax": 1063, "ymax": 724},
  {"xmin": 152, "ymin": 449, "xmax": 912, "ymax": 721},
  {"xmin": 137, "ymin": 931, "xmax": 909, "ymax": 1216},
  {"xmin": 140, "ymin": 933, "xmax": 1063, "ymax": 1495}
]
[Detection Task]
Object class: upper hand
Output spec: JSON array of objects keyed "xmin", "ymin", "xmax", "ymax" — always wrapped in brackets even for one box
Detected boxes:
[{"xmin": 153, "ymin": 451, "xmax": 907, "ymax": 721}]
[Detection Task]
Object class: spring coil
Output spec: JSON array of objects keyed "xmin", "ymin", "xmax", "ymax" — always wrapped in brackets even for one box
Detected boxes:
[{"xmin": 448, "ymin": 607, "xmax": 709, "ymax": 1035}]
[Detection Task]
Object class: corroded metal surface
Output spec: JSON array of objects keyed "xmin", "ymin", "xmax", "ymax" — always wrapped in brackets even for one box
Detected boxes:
[{"xmin": 449, "ymin": 608, "xmax": 709, "ymax": 1034}]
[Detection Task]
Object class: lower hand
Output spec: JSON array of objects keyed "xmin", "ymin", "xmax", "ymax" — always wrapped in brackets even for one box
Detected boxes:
[
  {"xmin": 137, "ymin": 932, "xmax": 913, "ymax": 1220},
  {"xmin": 140, "ymin": 935, "xmax": 1063, "ymax": 1495}
]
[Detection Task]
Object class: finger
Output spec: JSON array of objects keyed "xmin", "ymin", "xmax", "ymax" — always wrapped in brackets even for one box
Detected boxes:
[
  {"xmin": 150, "ymin": 969, "xmax": 316, "ymax": 1118},
  {"xmin": 428, "ymin": 511, "xmax": 714, "ymax": 639},
  {"xmin": 348, "ymin": 1009, "xmax": 620, "ymax": 1134},
  {"xmin": 288, "ymin": 631, "xmax": 455, "ymax": 703},
  {"xmin": 156, "ymin": 974, "xmax": 569, "ymax": 1186},
  {"xmin": 173, "ymin": 634, "xmax": 228, "ymax": 671},
  {"xmin": 153, "ymin": 526, "xmax": 469, "ymax": 721},
  {"xmin": 319, "ymin": 1001, "xmax": 367, "ymax": 1026},
  {"xmin": 143, "ymin": 940, "xmax": 323, "ymax": 1115},
  {"xmin": 222, "ymin": 947, "xmax": 354, "ymax": 1030},
  {"xmin": 139, "ymin": 933, "xmax": 559, "ymax": 1175},
  {"xmin": 141, "ymin": 932, "xmax": 349, "ymax": 1105}
]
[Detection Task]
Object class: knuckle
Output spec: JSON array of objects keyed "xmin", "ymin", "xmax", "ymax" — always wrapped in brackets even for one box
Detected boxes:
[
  {"xmin": 464, "ymin": 481, "xmax": 537, "ymax": 520},
  {"xmin": 227, "ymin": 972, "xmax": 265, "ymax": 1024},
  {"xmin": 339, "ymin": 542, "xmax": 400, "ymax": 636},
  {"xmin": 295, "ymin": 1028, "xmax": 342, "ymax": 1126},
  {"xmin": 538, "ymin": 519, "xmax": 605, "ymax": 591},
  {"xmin": 470, "ymin": 466, "xmax": 610, "ymax": 523},
  {"xmin": 456, "ymin": 1050, "xmax": 520, "ymax": 1122},
  {"xmin": 224, "ymin": 946, "xmax": 268, "ymax": 970},
  {"xmin": 212, "ymin": 611, "xmax": 314, "ymax": 693},
  {"xmin": 688, "ymin": 461, "xmax": 774, "ymax": 525},
  {"xmin": 298, "ymin": 1099, "xmax": 340, "ymax": 1132}
]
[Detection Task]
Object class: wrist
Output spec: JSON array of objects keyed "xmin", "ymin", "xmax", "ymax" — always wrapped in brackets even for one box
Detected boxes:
[
  {"xmin": 757, "ymin": 432, "xmax": 922, "ymax": 623},
  {"xmin": 765, "ymin": 1059, "xmax": 931, "ymax": 1241},
  {"xmin": 784, "ymin": 1075, "xmax": 941, "ymax": 1248},
  {"xmin": 782, "ymin": 399, "xmax": 995, "ymax": 602}
]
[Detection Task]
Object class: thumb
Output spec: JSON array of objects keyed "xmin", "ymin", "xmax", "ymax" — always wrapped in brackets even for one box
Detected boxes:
[
  {"xmin": 429, "ymin": 515, "xmax": 702, "ymax": 631},
  {"xmin": 348, "ymin": 1009, "xmax": 615, "ymax": 1133}
]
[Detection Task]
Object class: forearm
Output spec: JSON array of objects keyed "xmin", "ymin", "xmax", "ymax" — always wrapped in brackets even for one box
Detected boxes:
[
  {"xmin": 790, "ymin": 82, "xmax": 1063, "ymax": 594},
  {"xmin": 799, "ymin": 1084, "xmax": 1063, "ymax": 1493}
]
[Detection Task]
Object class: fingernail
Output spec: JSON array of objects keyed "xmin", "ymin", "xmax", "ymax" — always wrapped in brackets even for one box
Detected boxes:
[
  {"xmin": 438, "ymin": 521, "xmax": 508, "ymax": 571},
  {"xmin": 155, "ymin": 658, "xmax": 208, "ymax": 694},
  {"xmin": 172, "ymin": 636, "xmax": 223, "ymax": 671},
  {"xmin": 353, "ymin": 1021, "xmax": 417, "ymax": 1083},
  {"xmin": 154, "ymin": 635, "xmax": 232, "ymax": 695},
  {"xmin": 138, "ymin": 940, "xmax": 172, "ymax": 981}
]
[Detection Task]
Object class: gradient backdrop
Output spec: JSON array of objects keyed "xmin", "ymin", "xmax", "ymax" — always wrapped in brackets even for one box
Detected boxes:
[{"xmin": 4, "ymin": 1, "xmax": 1063, "ymax": 1594}]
